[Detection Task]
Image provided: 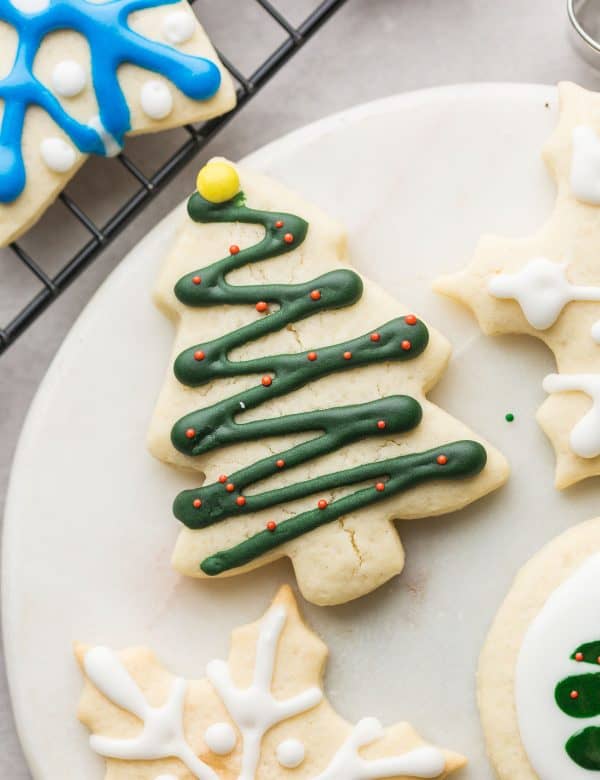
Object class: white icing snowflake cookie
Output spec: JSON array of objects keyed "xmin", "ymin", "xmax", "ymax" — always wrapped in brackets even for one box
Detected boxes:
[
  {"xmin": 435, "ymin": 82, "xmax": 600, "ymax": 489},
  {"xmin": 0, "ymin": 0, "xmax": 236, "ymax": 245},
  {"xmin": 76, "ymin": 585, "xmax": 465, "ymax": 779},
  {"xmin": 147, "ymin": 159, "xmax": 508, "ymax": 606},
  {"xmin": 479, "ymin": 517, "xmax": 600, "ymax": 779}
]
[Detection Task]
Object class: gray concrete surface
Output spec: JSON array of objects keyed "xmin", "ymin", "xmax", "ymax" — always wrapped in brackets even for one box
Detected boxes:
[{"xmin": 2, "ymin": 0, "xmax": 600, "ymax": 775}]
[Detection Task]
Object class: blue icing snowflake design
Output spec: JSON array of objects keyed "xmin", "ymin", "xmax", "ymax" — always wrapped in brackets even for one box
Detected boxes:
[{"xmin": 0, "ymin": 0, "xmax": 222, "ymax": 203}]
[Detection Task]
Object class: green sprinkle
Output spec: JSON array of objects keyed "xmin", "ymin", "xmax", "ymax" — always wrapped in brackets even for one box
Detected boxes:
[{"xmin": 505, "ymin": 412, "xmax": 515, "ymax": 423}]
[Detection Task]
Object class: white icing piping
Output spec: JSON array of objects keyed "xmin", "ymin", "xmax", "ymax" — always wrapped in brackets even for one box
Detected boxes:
[
  {"xmin": 488, "ymin": 257, "xmax": 600, "ymax": 337},
  {"xmin": 206, "ymin": 604, "xmax": 323, "ymax": 780},
  {"xmin": 88, "ymin": 115, "xmax": 122, "ymax": 157},
  {"xmin": 313, "ymin": 718, "xmax": 446, "ymax": 779},
  {"xmin": 488, "ymin": 260, "xmax": 600, "ymax": 460},
  {"xmin": 84, "ymin": 646, "xmax": 218, "ymax": 780},
  {"xmin": 543, "ymin": 373, "xmax": 600, "ymax": 458},
  {"xmin": 84, "ymin": 608, "xmax": 447, "ymax": 779},
  {"xmin": 571, "ymin": 125, "xmax": 600, "ymax": 206}
]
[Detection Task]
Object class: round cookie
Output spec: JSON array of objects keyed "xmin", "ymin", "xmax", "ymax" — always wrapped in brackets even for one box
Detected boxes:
[{"xmin": 479, "ymin": 516, "xmax": 600, "ymax": 779}]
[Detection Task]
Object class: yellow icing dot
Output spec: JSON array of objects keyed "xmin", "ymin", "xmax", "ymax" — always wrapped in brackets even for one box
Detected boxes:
[{"xmin": 196, "ymin": 160, "xmax": 240, "ymax": 203}]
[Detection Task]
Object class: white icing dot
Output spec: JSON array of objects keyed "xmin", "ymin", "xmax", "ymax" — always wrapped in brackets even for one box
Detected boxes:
[
  {"xmin": 10, "ymin": 0, "xmax": 49, "ymax": 12},
  {"xmin": 88, "ymin": 115, "xmax": 122, "ymax": 157},
  {"xmin": 40, "ymin": 137, "xmax": 76, "ymax": 173},
  {"xmin": 51, "ymin": 60, "xmax": 86, "ymax": 98},
  {"xmin": 140, "ymin": 81, "xmax": 173, "ymax": 120},
  {"xmin": 204, "ymin": 722, "xmax": 236, "ymax": 755},
  {"xmin": 276, "ymin": 738, "xmax": 305, "ymax": 769},
  {"xmin": 162, "ymin": 10, "xmax": 196, "ymax": 44}
]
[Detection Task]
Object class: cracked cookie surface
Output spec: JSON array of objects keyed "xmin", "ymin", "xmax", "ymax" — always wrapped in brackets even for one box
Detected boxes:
[{"xmin": 148, "ymin": 159, "xmax": 508, "ymax": 606}]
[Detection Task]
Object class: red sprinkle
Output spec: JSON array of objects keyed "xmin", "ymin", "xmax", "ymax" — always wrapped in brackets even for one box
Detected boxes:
[
  {"xmin": 343, "ymin": 351, "xmax": 352, "ymax": 360},
  {"xmin": 375, "ymin": 482, "xmax": 385, "ymax": 492},
  {"xmin": 262, "ymin": 376, "xmax": 273, "ymax": 387},
  {"xmin": 401, "ymin": 340, "xmax": 412, "ymax": 351},
  {"xmin": 370, "ymin": 332, "xmax": 381, "ymax": 343},
  {"xmin": 575, "ymin": 652, "xmax": 584, "ymax": 662},
  {"xmin": 377, "ymin": 420, "xmax": 386, "ymax": 430},
  {"xmin": 437, "ymin": 454, "xmax": 448, "ymax": 465},
  {"xmin": 275, "ymin": 220, "xmax": 284, "ymax": 228},
  {"xmin": 192, "ymin": 275, "xmax": 201, "ymax": 285},
  {"xmin": 283, "ymin": 233, "xmax": 294, "ymax": 244},
  {"xmin": 256, "ymin": 301, "xmax": 268, "ymax": 313},
  {"xmin": 194, "ymin": 350, "xmax": 205, "ymax": 361},
  {"xmin": 225, "ymin": 483, "xmax": 235, "ymax": 493},
  {"xmin": 236, "ymin": 496, "xmax": 246, "ymax": 507},
  {"xmin": 307, "ymin": 351, "xmax": 318, "ymax": 362},
  {"xmin": 218, "ymin": 474, "xmax": 228, "ymax": 484},
  {"xmin": 405, "ymin": 314, "xmax": 417, "ymax": 326},
  {"xmin": 193, "ymin": 498, "xmax": 202, "ymax": 508},
  {"xmin": 276, "ymin": 459, "xmax": 285, "ymax": 468},
  {"xmin": 229, "ymin": 244, "xmax": 240, "ymax": 255},
  {"xmin": 266, "ymin": 520, "xmax": 277, "ymax": 532},
  {"xmin": 570, "ymin": 690, "xmax": 579, "ymax": 699},
  {"xmin": 185, "ymin": 428, "xmax": 196, "ymax": 439},
  {"xmin": 597, "ymin": 656, "xmax": 600, "ymax": 665},
  {"xmin": 317, "ymin": 499, "xmax": 328, "ymax": 510},
  {"xmin": 310, "ymin": 290, "xmax": 321, "ymax": 301}
]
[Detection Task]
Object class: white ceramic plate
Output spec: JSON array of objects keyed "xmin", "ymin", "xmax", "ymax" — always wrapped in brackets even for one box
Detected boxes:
[{"xmin": 6, "ymin": 84, "xmax": 598, "ymax": 779}]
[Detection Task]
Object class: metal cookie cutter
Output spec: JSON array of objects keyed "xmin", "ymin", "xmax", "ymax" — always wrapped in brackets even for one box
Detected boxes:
[{"xmin": 568, "ymin": 0, "xmax": 600, "ymax": 68}]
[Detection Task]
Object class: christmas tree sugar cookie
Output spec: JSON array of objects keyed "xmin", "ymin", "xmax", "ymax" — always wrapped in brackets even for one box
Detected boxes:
[
  {"xmin": 0, "ymin": 0, "xmax": 236, "ymax": 245},
  {"xmin": 478, "ymin": 517, "xmax": 600, "ymax": 779},
  {"xmin": 435, "ymin": 82, "xmax": 600, "ymax": 489},
  {"xmin": 76, "ymin": 585, "xmax": 466, "ymax": 779},
  {"xmin": 148, "ymin": 159, "xmax": 508, "ymax": 606}
]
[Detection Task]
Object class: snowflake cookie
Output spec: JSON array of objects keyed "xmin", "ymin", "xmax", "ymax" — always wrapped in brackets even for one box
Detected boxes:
[
  {"xmin": 0, "ymin": 0, "xmax": 236, "ymax": 245},
  {"xmin": 435, "ymin": 82, "xmax": 600, "ymax": 489},
  {"xmin": 478, "ymin": 516, "xmax": 600, "ymax": 780},
  {"xmin": 76, "ymin": 585, "xmax": 465, "ymax": 779},
  {"xmin": 147, "ymin": 159, "xmax": 508, "ymax": 606}
]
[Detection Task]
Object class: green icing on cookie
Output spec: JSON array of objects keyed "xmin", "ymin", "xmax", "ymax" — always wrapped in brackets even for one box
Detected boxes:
[
  {"xmin": 557, "ymin": 673, "xmax": 600, "ymax": 719},
  {"xmin": 556, "ymin": 644, "xmax": 600, "ymax": 769},
  {"xmin": 571, "ymin": 640, "xmax": 600, "ymax": 666},
  {"xmin": 170, "ymin": 191, "xmax": 487, "ymax": 574},
  {"xmin": 566, "ymin": 728, "xmax": 600, "ymax": 771}
]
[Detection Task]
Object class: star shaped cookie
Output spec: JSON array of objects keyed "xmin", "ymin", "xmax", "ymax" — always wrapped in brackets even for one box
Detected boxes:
[{"xmin": 436, "ymin": 82, "xmax": 600, "ymax": 488}]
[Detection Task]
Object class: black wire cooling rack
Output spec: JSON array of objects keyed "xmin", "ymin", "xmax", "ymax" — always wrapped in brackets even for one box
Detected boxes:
[{"xmin": 0, "ymin": 0, "xmax": 347, "ymax": 355}]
